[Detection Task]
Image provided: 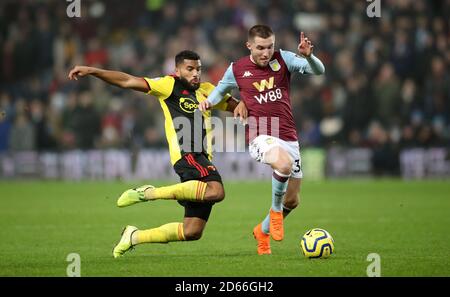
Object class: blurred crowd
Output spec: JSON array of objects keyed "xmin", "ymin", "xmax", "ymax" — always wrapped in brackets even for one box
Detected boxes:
[{"xmin": 0, "ymin": 0, "xmax": 449, "ymax": 174}]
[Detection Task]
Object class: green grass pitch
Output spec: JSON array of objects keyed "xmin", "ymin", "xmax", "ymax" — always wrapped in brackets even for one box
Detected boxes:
[{"xmin": 0, "ymin": 179, "xmax": 449, "ymax": 276}]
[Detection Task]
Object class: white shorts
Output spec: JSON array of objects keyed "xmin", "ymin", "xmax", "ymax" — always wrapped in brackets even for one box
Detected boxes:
[{"xmin": 249, "ymin": 135, "xmax": 303, "ymax": 179}]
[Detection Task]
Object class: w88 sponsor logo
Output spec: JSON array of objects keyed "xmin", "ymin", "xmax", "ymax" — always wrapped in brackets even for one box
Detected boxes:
[{"xmin": 254, "ymin": 88, "xmax": 283, "ymax": 104}]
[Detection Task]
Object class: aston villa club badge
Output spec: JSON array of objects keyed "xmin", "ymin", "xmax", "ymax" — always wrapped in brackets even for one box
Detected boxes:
[{"xmin": 269, "ymin": 59, "xmax": 281, "ymax": 71}]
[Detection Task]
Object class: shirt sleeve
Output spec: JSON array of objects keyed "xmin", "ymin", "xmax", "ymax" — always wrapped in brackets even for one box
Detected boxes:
[
  {"xmin": 199, "ymin": 82, "xmax": 232, "ymax": 111},
  {"xmin": 280, "ymin": 49, "xmax": 325, "ymax": 75},
  {"xmin": 143, "ymin": 76, "xmax": 175, "ymax": 100},
  {"xmin": 207, "ymin": 64, "xmax": 238, "ymax": 106},
  {"xmin": 213, "ymin": 94, "xmax": 233, "ymax": 111}
]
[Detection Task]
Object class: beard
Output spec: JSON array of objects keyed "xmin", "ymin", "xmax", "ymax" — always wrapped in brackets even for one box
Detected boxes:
[
  {"xmin": 179, "ymin": 77, "xmax": 200, "ymax": 91},
  {"xmin": 256, "ymin": 56, "xmax": 271, "ymax": 67},
  {"xmin": 257, "ymin": 61, "xmax": 269, "ymax": 67}
]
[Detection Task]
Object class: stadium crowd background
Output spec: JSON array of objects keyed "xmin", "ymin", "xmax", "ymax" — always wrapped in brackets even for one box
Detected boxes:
[{"xmin": 0, "ymin": 0, "xmax": 448, "ymax": 176}]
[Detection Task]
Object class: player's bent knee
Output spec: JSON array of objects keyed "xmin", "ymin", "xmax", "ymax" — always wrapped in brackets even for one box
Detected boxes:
[
  {"xmin": 283, "ymin": 156, "xmax": 294, "ymax": 172},
  {"xmin": 205, "ymin": 182, "xmax": 225, "ymax": 203},
  {"xmin": 274, "ymin": 158, "xmax": 293, "ymax": 175},
  {"xmin": 280, "ymin": 162, "xmax": 293, "ymax": 175},
  {"xmin": 211, "ymin": 188, "xmax": 225, "ymax": 202},
  {"xmin": 184, "ymin": 229, "xmax": 203, "ymax": 241},
  {"xmin": 271, "ymin": 151, "xmax": 293, "ymax": 175},
  {"xmin": 215, "ymin": 190, "xmax": 225, "ymax": 202}
]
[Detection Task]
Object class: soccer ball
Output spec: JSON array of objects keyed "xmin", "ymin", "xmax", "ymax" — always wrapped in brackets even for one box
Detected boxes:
[{"xmin": 300, "ymin": 228, "xmax": 335, "ymax": 259}]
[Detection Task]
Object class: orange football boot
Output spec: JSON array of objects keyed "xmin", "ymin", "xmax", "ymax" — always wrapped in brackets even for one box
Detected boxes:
[
  {"xmin": 253, "ymin": 223, "xmax": 271, "ymax": 255},
  {"xmin": 269, "ymin": 209, "xmax": 284, "ymax": 241}
]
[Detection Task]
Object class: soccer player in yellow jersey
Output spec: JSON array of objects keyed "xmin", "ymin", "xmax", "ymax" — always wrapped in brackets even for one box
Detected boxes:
[{"xmin": 68, "ymin": 50, "xmax": 247, "ymax": 258}]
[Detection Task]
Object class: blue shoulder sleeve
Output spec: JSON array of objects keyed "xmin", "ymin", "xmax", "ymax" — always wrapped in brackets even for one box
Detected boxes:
[
  {"xmin": 280, "ymin": 49, "xmax": 325, "ymax": 75},
  {"xmin": 207, "ymin": 64, "xmax": 238, "ymax": 106}
]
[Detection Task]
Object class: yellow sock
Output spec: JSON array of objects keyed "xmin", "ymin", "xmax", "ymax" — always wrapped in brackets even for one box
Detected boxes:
[
  {"xmin": 145, "ymin": 180, "xmax": 207, "ymax": 202},
  {"xmin": 133, "ymin": 223, "xmax": 185, "ymax": 245}
]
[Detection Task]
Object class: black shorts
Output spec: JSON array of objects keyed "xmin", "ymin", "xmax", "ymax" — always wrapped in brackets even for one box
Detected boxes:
[{"xmin": 173, "ymin": 153, "xmax": 223, "ymax": 221}]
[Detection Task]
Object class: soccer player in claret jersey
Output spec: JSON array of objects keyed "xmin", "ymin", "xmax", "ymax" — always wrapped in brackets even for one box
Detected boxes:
[
  {"xmin": 199, "ymin": 25, "xmax": 325, "ymax": 255},
  {"xmin": 68, "ymin": 50, "xmax": 246, "ymax": 258}
]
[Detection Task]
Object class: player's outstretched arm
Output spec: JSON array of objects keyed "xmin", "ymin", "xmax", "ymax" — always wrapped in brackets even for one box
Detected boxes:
[
  {"xmin": 68, "ymin": 66, "xmax": 149, "ymax": 92},
  {"xmin": 199, "ymin": 65, "xmax": 238, "ymax": 111}
]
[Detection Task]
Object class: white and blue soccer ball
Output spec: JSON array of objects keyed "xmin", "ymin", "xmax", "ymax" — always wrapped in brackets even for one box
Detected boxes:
[{"xmin": 300, "ymin": 228, "xmax": 335, "ymax": 259}]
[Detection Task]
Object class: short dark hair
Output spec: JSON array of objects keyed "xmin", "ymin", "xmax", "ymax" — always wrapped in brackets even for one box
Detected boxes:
[
  {"xmin": 248, "ymin": 25, "xmax": 274, "ymax": 40},
  {"xmin": 175, "ymin": 50, "xmax": 200, "ymax": 66}
]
